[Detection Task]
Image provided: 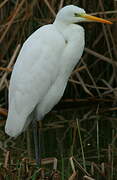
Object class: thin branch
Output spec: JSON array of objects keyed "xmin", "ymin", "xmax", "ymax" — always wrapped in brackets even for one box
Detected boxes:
[
  {"xmin": 84, "ymin": 48, "xmax": 117, "ymax": 66},
  {"xmin": 0, "ymin": 0, "xmax": 9, "ymax": 9},
  {"xmin": 0, "ymin": 44, "xmax": 20, "ymax": 89},
  {"xmin": 44, "ymin": 0, "xmax": 56, "ymax": 17},
  {"xmin": 0, "ymin": 0, "xmax": 25, "ymax": 43}
]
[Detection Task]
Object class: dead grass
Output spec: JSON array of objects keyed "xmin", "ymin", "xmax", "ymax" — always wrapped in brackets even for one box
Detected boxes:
[{"xmin": 0, "ymin": 0, "xmax": 117, "ymax": 179}]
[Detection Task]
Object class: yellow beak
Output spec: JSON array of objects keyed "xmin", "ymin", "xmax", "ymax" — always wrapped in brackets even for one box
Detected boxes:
[{"xmin": 80, "ymin": 14, "xmax": 112, "ymax": 24}]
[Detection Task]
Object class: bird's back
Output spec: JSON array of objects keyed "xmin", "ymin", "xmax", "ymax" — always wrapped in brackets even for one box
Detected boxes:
[{"xmin": 5, "ymin": 24, "xmax": 66, "ymax": 137}]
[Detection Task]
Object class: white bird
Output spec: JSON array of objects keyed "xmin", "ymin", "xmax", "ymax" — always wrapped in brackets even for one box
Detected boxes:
[{"xmin": 5, "ymin": 5, "xmax": 112, "ymax": 164}]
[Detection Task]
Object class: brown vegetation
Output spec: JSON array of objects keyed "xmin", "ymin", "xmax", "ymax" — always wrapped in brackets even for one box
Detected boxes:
[{"xmin": 0, "ymin": 0, "xmax": 117, "ymax": 179}]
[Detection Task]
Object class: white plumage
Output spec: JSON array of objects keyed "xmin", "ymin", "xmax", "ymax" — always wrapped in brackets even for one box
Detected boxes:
[{"xmin": 5, "ymin": 5, "xmax": 112, "ymax": 137}]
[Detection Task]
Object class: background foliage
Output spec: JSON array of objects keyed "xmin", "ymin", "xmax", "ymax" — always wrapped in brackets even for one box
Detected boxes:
[{"xmin": 0, "ymin": 0, "xmax": 117, "ymax": 179}]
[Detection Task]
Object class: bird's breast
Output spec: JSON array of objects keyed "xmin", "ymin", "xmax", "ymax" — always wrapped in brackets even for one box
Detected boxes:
[{"xmin": 59, "ymin": 25, "xmax": 85, "ymax": 78}]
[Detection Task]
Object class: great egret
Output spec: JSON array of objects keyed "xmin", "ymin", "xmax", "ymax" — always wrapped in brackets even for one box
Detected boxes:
[{"xmin": 5, "ymin": 5, "xmax": 112, "ymax": 165}]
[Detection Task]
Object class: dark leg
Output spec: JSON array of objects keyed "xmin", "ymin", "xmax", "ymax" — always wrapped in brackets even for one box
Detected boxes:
[{"xmin": 32, "ymin": 120, "xmax": 41, "ymax": 166}]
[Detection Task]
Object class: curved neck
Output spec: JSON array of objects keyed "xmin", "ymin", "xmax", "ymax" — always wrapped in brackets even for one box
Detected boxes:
[{"xmin": 53, "ymin": 19, "xmax": 70, "ymax": 34}]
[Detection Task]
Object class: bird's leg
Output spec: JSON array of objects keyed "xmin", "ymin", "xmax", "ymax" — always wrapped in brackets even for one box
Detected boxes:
[{"xmin": 32, "ymin": 120, "xmax": 41, "ymax": 166}]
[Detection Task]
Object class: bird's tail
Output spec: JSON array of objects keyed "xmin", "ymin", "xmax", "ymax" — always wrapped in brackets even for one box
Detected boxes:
[{"xmin": 5, "ymin": 111, "xmax": 32, "ymax": 137}]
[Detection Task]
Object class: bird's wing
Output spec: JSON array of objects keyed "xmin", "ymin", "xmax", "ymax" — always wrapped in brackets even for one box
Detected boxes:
[{"xmin": 5, "ymin": 25, "xmax": 65, "ymax": 137}]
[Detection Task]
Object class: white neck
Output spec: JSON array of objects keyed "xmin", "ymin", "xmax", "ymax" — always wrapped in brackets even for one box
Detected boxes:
[
  {"xmin": 53, "ymin": 20, "xmax": 70, "ymax": 34},
  {"xmin": 53, "ymin": 19, "xmax": 85, "ymax": 78}
]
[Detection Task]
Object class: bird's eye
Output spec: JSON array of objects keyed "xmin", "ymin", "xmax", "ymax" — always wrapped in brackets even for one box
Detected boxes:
[{"xmin": 74, "ymin": 13, "xmax": 81, "ymax": 17}]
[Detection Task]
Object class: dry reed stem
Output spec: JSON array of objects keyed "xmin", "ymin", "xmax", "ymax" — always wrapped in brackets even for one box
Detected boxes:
[
  {"xmin": 76, "ymin": 72, "xmax": 94, "ymax": 97},
  {"xmin": 0, "ymin": 44, "xmax": 20, "ymax": 89},
  {"xmin": 72, "ymin": 157, "xmax": 91, "ymax": 177},
  {"xmin": 44, "ymin": 0, "xmax": 56, "ymax": 17},
  {"xmin": 91, "ymin": 10, "xmax": 117, "ymax": 15},
  {"xmin": 72, "ymin": 65, "xmax": 87, "ymax": 74},
  {"xmin": 85, "ymin": 48, "xmax": 117, "ymax": 66},
  {"xmin": 62, "ymin": 97, "xmax": 114, "ymax": 103},
  {"xmin": 69, "ymin": 79, "xmax": 110, "ymax": 90},
  {"xmin": 69, "ymin": 157, "xmax": 76, "ymax": 173},
  {"xmin": 82, "ymin": 59, "xmax": 101, "ymax": 97},
  {"xmin": 83, "ymin": 175, "xmax": 95, "ymax": 180},
  {"xmin": 91, "ymin": 162, "xmax": 106, "ymax": 177},
  {"xmin": 0, "ymin": 0, "xmax": 25, "ymax": 43},
  {"xmin": 0, "ymin": 0, "xmax": 9, "ymax": 9},
  {"xmin": 0, "ymin": 67, "xmax": 12, "ymax": 72},
  {"xmin": 58, "ymin": 0, "xmax": 65, "ymax": 10},
  {"xmin": 0, "ymin": 107, "xmax": 7, "ymax": 116},
  {"xmin": 4, "ymin": 151, "xmax": 10, "ymax": 169},
  {"xmin": 68, "ymin": 171, "xmax": 77, "ymax": 180}
]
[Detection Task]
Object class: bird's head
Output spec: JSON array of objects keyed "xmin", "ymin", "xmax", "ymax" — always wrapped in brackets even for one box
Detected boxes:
[{"xmin": 55, "ymin": 5, "xmax": 112, "ymax": 25}]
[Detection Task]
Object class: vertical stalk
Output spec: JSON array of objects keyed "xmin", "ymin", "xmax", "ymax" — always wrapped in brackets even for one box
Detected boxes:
[{"xmin": 76, "ymin": 118, "xmax": 86, "ymax": 170}]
